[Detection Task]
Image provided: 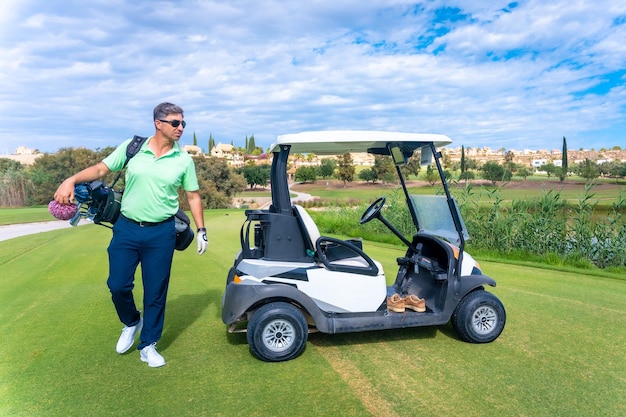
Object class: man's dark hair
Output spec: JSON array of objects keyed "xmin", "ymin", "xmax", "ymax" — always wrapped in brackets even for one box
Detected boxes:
[{"xmin": 153, "ymin": 102, "xmax": 184, "ymax": 121}]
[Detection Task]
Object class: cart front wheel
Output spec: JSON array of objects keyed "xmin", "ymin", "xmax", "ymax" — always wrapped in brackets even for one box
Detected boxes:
[{"xmin": 452, "ymin": 290, "xmax": 506, "ymax": 343}]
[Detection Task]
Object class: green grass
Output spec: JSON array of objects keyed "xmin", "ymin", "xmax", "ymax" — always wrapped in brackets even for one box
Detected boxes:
[
  {"xmin": 292, "ymin": 183, "xmax": 625, "ymax": 217},
  {"xmin": 0, "ymin": 206, "xmax": 52, "ymax": 225},
  {"xmin": 235, "ymin": 189, "xmax": 272, "ymax": 197},
  {"xmin": 447, "ymin": 181, "xmax": 623, "ymax": 208},
  {"xmin": 1, "ymin": 210, "xmax": 625, "ymax": 416},
  {"xmin": 296, "ymin": 185, "xmax": 388, "ymax": 201}
]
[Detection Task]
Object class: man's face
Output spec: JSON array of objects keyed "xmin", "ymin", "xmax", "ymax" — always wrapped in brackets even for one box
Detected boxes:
[{"xmin": 156, "ymin": 113, "xmax": 185, "ymax": 141}]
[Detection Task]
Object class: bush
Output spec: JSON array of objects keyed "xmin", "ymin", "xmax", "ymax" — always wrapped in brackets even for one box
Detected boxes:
[
  {"xmin": 458, "ymin": 184, "xmax": 626, "ymax": 269},
  {"xmin": 311, "ymin": 184, "xmax": 626, "ymax": 269},
  {"xmin": 358, "ymin": 168, "xmax": 377, "ymax": 183}
]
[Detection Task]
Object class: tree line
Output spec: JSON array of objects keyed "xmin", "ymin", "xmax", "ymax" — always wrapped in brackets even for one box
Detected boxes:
[
  {"xmin": 458, "ymin": 138, "xmax": 626, "ymax": 185},
  {"xmin": 0, "ymin": 147, "xmax": 250, "ymax": 208},
  {"xmin": 3, "ymin": 141, "xmax": 625, "ymax": 208},
  {"xmin": 298, "ymin": 137, "xmax": 625, "ymax": 187}
]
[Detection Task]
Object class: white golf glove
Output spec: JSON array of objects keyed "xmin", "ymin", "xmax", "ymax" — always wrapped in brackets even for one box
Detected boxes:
[{"xmin": 197, "ymin": 228, "xmax": 208, "ymax": 255}]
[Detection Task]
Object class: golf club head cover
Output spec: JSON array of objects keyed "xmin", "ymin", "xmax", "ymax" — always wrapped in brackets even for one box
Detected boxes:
[{"xmin": 48, "ymin": 200, "xmax": 78, "ymax": 221}]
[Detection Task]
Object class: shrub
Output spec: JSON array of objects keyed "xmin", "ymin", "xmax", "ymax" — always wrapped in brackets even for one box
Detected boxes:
[{"xmin": 311, "ymin": 184, "xmax": 626, "ymax": 269}]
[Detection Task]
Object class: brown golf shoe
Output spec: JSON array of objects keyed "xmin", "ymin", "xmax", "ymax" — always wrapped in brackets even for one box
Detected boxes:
[
  {"xmin": 403, "ymin": 294, "xmax": 426, "ymax": 312},
  {"xmin": 386, "ymin": 293, "xmax": 405, "ymax": 313}
]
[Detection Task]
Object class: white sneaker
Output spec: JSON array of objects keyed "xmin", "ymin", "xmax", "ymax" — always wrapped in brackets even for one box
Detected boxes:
[
  {"xmin": 115, "ymin": 317, "xmax": 143, "ymax": 354},
  {"xmin": 140, "ymin": 343, "xmax": 166, "ymax": 368}
]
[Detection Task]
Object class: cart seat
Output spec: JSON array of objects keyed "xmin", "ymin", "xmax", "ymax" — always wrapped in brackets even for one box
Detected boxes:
[
  {"xmin": 294, "ymin": 205, "xmax": 382, "ymax": 276},
  {"xmin": 293, "ymin": 204, "xmax": 321, "ymax": 251}
]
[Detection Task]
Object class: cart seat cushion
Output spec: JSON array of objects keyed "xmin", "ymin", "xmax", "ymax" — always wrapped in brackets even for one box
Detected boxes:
[{"xmin": 293, "ymin": 204, "xmax": 321, "ymax": 250}]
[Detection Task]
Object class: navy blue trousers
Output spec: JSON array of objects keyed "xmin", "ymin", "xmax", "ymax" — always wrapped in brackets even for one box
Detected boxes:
[{"xmin": 107, "ymin": 215, "xmax": 176, "ymax": 350}]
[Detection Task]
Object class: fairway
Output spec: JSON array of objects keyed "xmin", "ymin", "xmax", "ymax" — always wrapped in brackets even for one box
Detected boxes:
[
  {"xmin": 292, "ymin": 178, "xmax": 625, "ymax": 209},
  {"xmin": 1, "ymin": 209, "xmax": 625, "ymax": 417}
]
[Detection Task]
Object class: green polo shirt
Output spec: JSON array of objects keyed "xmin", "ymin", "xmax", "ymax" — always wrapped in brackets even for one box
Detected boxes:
[{"xmin": 103, "ymin": 137, "xmax": 199, "ymax": 222}]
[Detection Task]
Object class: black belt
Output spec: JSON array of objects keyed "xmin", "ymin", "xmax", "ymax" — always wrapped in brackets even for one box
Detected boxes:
[{"xmin": 121, "ymin": 214, "xmax": 174, "ymax": 227}]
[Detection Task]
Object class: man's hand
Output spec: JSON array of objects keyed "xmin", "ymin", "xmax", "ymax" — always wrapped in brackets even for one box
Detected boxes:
[
  {"xmin": 197, "ymin": 228, "xmax": 208, "ymax": 255},
  {"xmin": 53, "ymin": 162, "xmax": 111, "ymax": 205},
  {"xmin": 54, "ymin": 179, "xmax": 76, "ymax": 205}
]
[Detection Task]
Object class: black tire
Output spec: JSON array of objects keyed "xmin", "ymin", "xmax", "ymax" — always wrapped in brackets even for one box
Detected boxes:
[
  {"xmin": 451, "ymin": 290, "xmax": 506, "ymax": 343},
  {"xmin": 247, "ymin": 302, "xmax": 308, "ymax": 362}
]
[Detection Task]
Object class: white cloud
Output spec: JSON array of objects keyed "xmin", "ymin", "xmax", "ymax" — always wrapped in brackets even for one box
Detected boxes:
[{"xmin": 0, "ymin": 0, "xmax": 624, "ymax": 154}]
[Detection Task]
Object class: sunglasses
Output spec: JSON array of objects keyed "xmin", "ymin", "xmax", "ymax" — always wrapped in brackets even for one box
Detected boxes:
[{"xmin": 158, "ymin": 119, "xmax": 186, "ymax": 128}]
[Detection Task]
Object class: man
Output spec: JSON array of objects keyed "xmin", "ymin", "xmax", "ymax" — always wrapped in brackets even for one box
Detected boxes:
[{"xmin": 54, "ymin": 102, "xmax": 207, "ymax": 367}]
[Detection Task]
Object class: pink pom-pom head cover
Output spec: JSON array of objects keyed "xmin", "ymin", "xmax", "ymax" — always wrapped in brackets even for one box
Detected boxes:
[{"xmin": 48, "ymin": 200, "xmax": 78, "ymax": 221}]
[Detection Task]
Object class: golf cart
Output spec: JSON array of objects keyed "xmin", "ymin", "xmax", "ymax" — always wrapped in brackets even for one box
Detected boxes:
[{"xmin": 222, "ymin": 131, "xmax": 506, "ymax": 362}]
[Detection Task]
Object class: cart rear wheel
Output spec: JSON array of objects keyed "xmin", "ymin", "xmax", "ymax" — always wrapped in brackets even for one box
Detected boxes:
[
  {"xmin": 452, "ymin": 290, "xmax": 505, "ymax": 343},
  {"xmin": 247, "ymin": 302, "xmax": 308, "ymax": 362}
]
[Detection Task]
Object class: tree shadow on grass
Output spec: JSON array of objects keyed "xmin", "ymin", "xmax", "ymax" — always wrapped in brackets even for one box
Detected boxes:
[{"xmin": 158, "ymin": 289, "xmax": 222, "ymax": 350}]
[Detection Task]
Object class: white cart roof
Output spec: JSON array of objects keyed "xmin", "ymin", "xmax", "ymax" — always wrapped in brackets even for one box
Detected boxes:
[{"xmin": 270, "ymin": 130, "xmax": 452, "ymax": 155}]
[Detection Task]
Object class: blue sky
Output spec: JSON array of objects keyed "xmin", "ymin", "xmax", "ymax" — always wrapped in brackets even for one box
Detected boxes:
[{"xmin": 1, "ymin": 0, "xmax": 625, "ymax": 154}]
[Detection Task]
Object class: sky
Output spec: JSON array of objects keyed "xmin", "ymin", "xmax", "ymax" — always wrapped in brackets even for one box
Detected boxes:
[{"xmin": 1, "ymin": 0, "xmax": 625, "ymax": 155}]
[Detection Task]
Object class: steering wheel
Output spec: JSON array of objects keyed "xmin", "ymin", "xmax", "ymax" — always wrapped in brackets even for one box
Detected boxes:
[{"xmin": 360, "ymin": 197, "xmax": 386, "ymax": 224}]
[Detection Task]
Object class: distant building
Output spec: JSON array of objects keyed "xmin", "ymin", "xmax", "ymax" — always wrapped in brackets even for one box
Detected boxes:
[
  {"xmin": 244, "ymin": 153, "xmax": 271, "ymax": 167},
  {"xmin": 350, "ymin": 152, "xmax": 375, "ymax": 166},
  {"xmin": 0, "ymin": 147, "xmax": 43, "ymax": 165},
  {"xmin": 182, "ymin": 145, "xmax": 203, "ymax": 156},
  {"xmin": 16, "ymin": 146, "xmax": 36, "ymax": 155},
  {"xmin": 210, "ymin": 143, "xmax": 233, "ymax": 158},
  {"xmin": 210, "ymin": 143, "xmax": 245, "ymax": 167}
]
